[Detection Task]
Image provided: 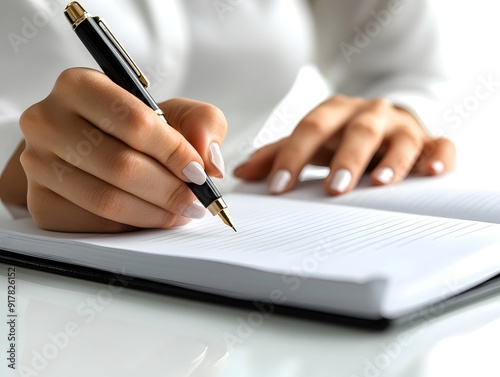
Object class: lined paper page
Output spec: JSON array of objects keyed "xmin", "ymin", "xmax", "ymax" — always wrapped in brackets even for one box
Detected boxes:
[
  {"xmin": 236, "ymin": 179, "xmax": 500, "ymax": 224},
  {"xmin": 82, "ymin": 193, "xmax": 500, "ymax": 282},
  {"xmin": 3, "ymin": 193, "xmax": 500, "ymax": 318},
  {"xmin": 332, "ymin": 187, "xmax": 500, "ymax": 224}
]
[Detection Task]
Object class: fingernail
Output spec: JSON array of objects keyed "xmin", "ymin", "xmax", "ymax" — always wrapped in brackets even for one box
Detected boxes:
[
  {"xmin": 209, "ymin": 142, "xmax": 225, "ymax": 178},
  {"xmin": 376, "ymin": 167, "xmax": 394, "ymax": 184},
  {"xmin": 330, "ymin": 168, "xmax": 352, "ymax": 193},
  {"xmin": 269, "ymin": 169, "xmax": 292, "ymax": 194},
  {"xmin": 431, "ymin": 160, "xmax": 444, "ymax": 174},
  {"xmin": 182, "ymin": 200, "xmax": 206, "ymax": 219},
  {"xmin": 182, "ymin": 161, "xmax": 207, "ymax": 185}
]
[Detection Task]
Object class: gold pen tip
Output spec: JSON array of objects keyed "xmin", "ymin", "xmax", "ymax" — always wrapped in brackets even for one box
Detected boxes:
[
  {"xmin": 208, "ymin": 199, "xmax": 236, "ymax": 232},
  {"xmin": 216, "ymin": 210, "xmax": 236, "ymax": 232}
]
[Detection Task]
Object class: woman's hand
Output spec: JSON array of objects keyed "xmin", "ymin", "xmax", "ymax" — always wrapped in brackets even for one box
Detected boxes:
[
  {"xmin": 19, "ymin": 68, "xmax": 227, "ymax": 232},
  {"xmin": 234, "ymin": 95, "xmax": 455, "ymax": 194}
]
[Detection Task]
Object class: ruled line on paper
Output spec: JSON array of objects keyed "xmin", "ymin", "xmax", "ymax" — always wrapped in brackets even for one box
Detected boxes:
[
  {"xmin": 117, "ymin": 193, "xmax": 500, "ymax": 264},
  {"xmin": 454, "ymin": 224, "xmax": 495, "ymax": 238},
  {"xmin": 331, "ymin": 187, "xmax": 500, "ymax": 224},
  {"xmin": 431, "ymin": 222, "xmax": 481, "ymax": 241}
]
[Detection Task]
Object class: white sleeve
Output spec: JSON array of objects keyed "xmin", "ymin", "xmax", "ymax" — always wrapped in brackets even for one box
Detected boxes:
[
  {"xmin": 310, "ymin": 0, "xmax": 447, "ymax": 133},
  {"xmin": 0, "ymin": 0, "xmax": 188, "ymax": 175},
  {"xmin": 0, "ymin": 1, "xmax": 103, "ymax": 175}
]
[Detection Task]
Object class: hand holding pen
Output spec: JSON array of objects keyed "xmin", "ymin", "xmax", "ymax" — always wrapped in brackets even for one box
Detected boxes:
[{"xmin": 18, "ymin": 3, "xmax": 234, "ymax": 232}]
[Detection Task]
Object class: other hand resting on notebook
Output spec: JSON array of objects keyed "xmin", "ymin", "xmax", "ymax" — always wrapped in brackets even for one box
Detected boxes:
[{"xmin": 234, "ymin": 95, "xmax": 456, "ymax": 195}]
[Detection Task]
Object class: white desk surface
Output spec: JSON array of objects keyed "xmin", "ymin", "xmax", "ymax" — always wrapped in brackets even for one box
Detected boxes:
[{"xmin": 3, "ymin": 2, "xmax": 500, "ymax": 372}]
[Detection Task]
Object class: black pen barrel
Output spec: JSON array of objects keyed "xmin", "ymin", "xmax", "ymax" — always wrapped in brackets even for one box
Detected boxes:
[
  {"xmin": 74, "ymin": 17, "xmax": 159, "ymax": 111},
  {"xmin": 186, "ymin": 179, "xmax": 222, "ymax": 208}
]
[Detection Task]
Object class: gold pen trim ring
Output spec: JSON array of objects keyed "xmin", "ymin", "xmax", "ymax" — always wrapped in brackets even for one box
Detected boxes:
[{"xmin": 64, "ymin": 2, "xmax": 89, "ymax": 30}]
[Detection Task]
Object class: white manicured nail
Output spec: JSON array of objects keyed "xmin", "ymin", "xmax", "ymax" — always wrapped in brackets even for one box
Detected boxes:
[
  {"xmin": 182, "ymin": 200, "xmax": 206, "ymax": 219},
  {"xmin": 330, "ymin": 169, "xmax": 352, "ymax": 193},
  {"xmin": 182, "ymin": 161, "xmax": 207, "ymax": 185},
  {"xmin": 376, "ymin": 167, "xmax": 394, "ymax": 184},
  {"xmin": 209, "ymin": 142, "xmax": 225, "ymax": 177},
  {"xmin": 431, "ymin": 160, "xmax": 445, "ymax": 174},
  {"xmin": 269, "ymin": 169, "xmax": 292, "ymax": 194}
]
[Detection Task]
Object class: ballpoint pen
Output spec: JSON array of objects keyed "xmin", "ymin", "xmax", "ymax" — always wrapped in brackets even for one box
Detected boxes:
[{"xmin": 63, "ymin": 2, "xmax": 236, "ymax": 231}]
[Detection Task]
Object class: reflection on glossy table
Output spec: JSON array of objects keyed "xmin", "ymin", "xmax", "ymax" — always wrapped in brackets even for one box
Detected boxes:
[{"xmin": 1, "ymin": 263, "xmax": 500, "ymax": 377}]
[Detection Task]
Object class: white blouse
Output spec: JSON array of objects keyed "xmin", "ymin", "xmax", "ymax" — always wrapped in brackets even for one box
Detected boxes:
[{"xmin": 0, "ymin": 0, "xmax": 445, "ymax": 181}]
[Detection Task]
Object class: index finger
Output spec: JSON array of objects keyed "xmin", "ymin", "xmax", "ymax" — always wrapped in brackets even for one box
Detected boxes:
[
  {"xmin": 267, "ymin": 97, "xmax": 355, "ymax": 194},
  {"xmin": 55, "ymin": 68, "xmax": 208, "ymax": 185}
]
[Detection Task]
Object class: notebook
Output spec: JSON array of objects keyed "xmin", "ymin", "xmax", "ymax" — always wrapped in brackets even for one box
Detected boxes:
[{"xmin": 1, "ymin": 179, "xmax": 500, "ymax": 328}]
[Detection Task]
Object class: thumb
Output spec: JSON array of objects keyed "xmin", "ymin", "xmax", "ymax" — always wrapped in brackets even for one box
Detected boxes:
[
  {"xmin": 233, "ymin": 140, "xmax": 283, "ymax": 181},
  {"xmin": 160, "ymin": 98, "xmax": 227, "ymax": 178}
]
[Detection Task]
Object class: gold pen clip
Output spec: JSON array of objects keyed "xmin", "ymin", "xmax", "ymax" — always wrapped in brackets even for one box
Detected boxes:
[{"xmin": 95, "ymin": 17, "xmax": 150, "ymax": 88}]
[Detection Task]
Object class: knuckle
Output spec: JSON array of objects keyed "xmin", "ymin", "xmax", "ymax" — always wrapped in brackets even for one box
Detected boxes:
[
  {"xmin": 87, "ymin": 186, "xmax": 123, "ymax": 219},
  {"xmin": 394, "ymin": 128, "xmax": 424, "ymax": 150},
  {"xmin": 161, "ymin": 183, "xmax": 193, "ymax": 214},
  {"xmin": 122, "ymin": 106, "xmax": 156, "ymax": 148},
  {"xmin": 160, "ymin": 136, "xmax": 187, "ymax": 167},
  {"xmin": 54, "ymin": 68, "xmax": 88, "ymax": 97},
  {"xmin": 159, "ymin": 212, "xmax": 180, "ymax": 229},
  {"xmin": 195, "ymin": 103, "xmax": 225, "ymax": 121},
  {"xmin": 19, "ymin": 107, "xmax": 33, "ymax": 134},
  {"xmin": 406, "ymin": 131, "xmax": 424, "ymax": 149},
  {"xmin": 349, "ymin": 116, "xmax": 383, "ymax": 139},
  {"xmin": 328, "ymin": 95, "xmax": 364, "ymax": 106},
  {"xmin": 300, "ymin": 118, "xmax": 329, "ymax": 135},
  {"xmin": 329, "ymin": 94, "xmax": 350, "ymax": 104},
  {"xmin": 369, "ymin": 98, "xmax": 391, "ymax": 110},
  {"xmin": 126, "ymin": 103, "xmax": 151, "ymax": 128},
  {"xmin": 56, "ymin": 68, "xmax": 100, "ymax": 90},
  {"xmin": 107, "ymin": 150, "xmax": 142, "ymax": 184},
  {"xmin": 19, "ymin": 148, "xmax": 37, "ymax": 172},
  {"xmin": 19, "ymin": 104, "xmax": 44, "ymax": 136},
  {"xmin": 55, "ymin": 68, "xmax": 79, "ymax": 88},
  {"xmin": 188, "ymin": 103, "xmax": 228, "ymax": 134}
]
